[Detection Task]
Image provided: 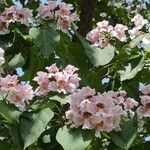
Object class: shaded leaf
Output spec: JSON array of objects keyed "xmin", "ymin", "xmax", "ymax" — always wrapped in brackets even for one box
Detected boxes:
[
  {"xmin": 0, "ymin": 140, "xmax": 11, "ymax": 150},
  {"xmin": 109, "ymin": 132, "xmax": 126, "ymax": 149},
  {"xmin": 22, "ymin": 47, "xmax": 45, "ymax": 81},
  {"xmin": 10, "ymin": 123, "xmax": 24, "ymax": 150},
  {"xmin": 121, "ymin": 118, "xmax": 138, "ymax": 149},
  {"xmin": 29, "ymin": 27, "xmax": 60, "ymax": 58},
  {"xmin": 0, "ymin": 101, "xmax": 21, "ymax": 123},
  {"xmin": 19, "ymin": 108, "xmax": 54, "ymax": 149}
]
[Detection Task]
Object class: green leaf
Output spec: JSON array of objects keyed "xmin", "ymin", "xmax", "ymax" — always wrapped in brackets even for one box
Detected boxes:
[
  {"xmin": 21, "ymin": 47, "xmax": 45, "ymax": 81},
  {"xmin": 121, "ymin": 118, "xmax": 138, "ymax": 149},
  {"xmin": 10, "ymin": 123, "xmax": 24, "ymax": 150},
  {"xmin": 0, "ymin": 140, "xmax": 11, "ymax": 150},
  {"xmin": 0, "ymin": 101, "xmax": 21, "ymax": 123},
  {"xmin": 90, "ymin": 46, "xmax": 115, "ymax": 66},
  {"xmin": 130, "ymin": 33, "xmax": 150, "ymax": 48},
  {"xmin": 118, "ymin": 57, "xmax": 144, "ymax": 81},
  {"xmin": 75, "ymin": 31, "xmax": 114, "ymax": 66},
  {"xmin": 144, "ymin": 44, "xmax": 150, "ymax": 52},
  {"xmin": 110, "ymin": 118, "xmax": 138, "ymax": 149},
  {"xmin": 56, "ymin": 126, "xmax": 92, "ymax": 150},
  {"xmin": 109, "ymin": 132, "xmax": 127, "ymax": 149},
  {"xmin": 29, "ymin": 27, "xmax": 60, "ymax": 58},
  {"xmin": 49, "ymin": 95, "xmax": 68, "ymax": 105},
  {"xmin": 19, "ymin": 108, "xmax": 54, "ymax": 149},
  {"xmin": 8, "ymin": 53, "xmax": 25, "ymax": 69}
]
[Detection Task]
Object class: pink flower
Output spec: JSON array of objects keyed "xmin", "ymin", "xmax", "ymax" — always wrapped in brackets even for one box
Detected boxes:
[
  {"xmin": 54, "ymin": 71, "xmax": 80, "ymax": 94},
  {"xmin": 47, "ymin": 0, "xmax": 58, "ymax": 11},
  {"xmin": 128, "ymin": 27, "xmax": 141, "ymax": 39},
  {"xmin": 57, "ymin": 2, "xmax": 79, "ymax": 33},
  {"xmin": 86, "ymin": 20, "xmax": 114, "ymax": 48},
  {"xmin": 15, "ymin": 8, "xmax": 32, "ymax": 26},
  {"xmin": 38, "ymin": 0, "xmax": 58, "ymax": 20},
  {"xmin": 140, "ymin": 84, "xmax": 150, "ymax": 95},
  {"xmin": 57, "ymin": 11, "xmax": 79, "ymax": 33},
  {"xmin": 58, "ymin": 2, "xmax": 73, "ymax": 16},
  {"xmin": 0, "ymin": 48, "xmax": 5, "ymax": 66},
  {"xmin": 33, "ymin": 71, "xmax": 52, "ymax": 96},
  {"xmin": 0, "ymin": 73, "xmax": 34, "ymax": 111},
  {"xmin": 38, "ymin": 5, "xmax": 54, "ymax": 20},
  {"xmin": 123, "ymin": 98, "xmax": 139, "ymax": 110},
  {"xmin": 86, "ymin": 28, "xmax": 100, "ymax": 45},
  {"xmin": 7, "ymin": 84, "xmax": 34, "ymax": 111},
  {"xmin": 37, "ymin": 1, "xmax": 79, "ymax": 33},
  {"xmin": 34, "ymin": 64, "xmax": 80, "ymax": 95},
  {"xmin": 2, "ymin": 6, "xmax": 17, "ymax": 22},
  {"xmin": 53, "ymin": 65, "xmax": 80, "ymax": 94},
  {"xmin": 70, "ymin": 12, "xmax": 80, "ymax": 22},
  {"xmin": 0, "ymin": 15, "xmax": 9, "ymax": 35},
  {"xmin": 0, "ymin": 6, "xmax": 33, "ymax": 28},
  {"xmin": 97, "ymin": 20, "xmax": 113, "ymax": 33},
  {"xmin": 131, "ymin": 14, "xmax": 148, "ymax": 29},
  {"xmin": 57, "ymin": 15, "xmax": 73, "ymax": 33},
  {"xmin": 86, "ymin": 28, "xmax": 109, "ymax": 48},
  {"xmin": 66, "ymin": 87, "xmax": 125, "ymax": 136},
  {"xmin": 111, "ymin": 24, "xmax": 128, "ymax": 42},
  {"xmin": 63, "ymin": 65, "xmax": 78, "ymax": 75},
  {"xmin": 0, "ymin": 75, "xmax": 18, "ymax": 92},
  {"xmin": 46, "ymin": 63, "xmax": 59, "ymax": 75},
  {"xmin": 137, "ymin": 95, "xmax": 150, "ymax": 118}
]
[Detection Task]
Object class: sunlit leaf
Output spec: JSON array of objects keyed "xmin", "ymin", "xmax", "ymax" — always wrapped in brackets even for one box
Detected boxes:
[{"xmin": 56, "ymin": 126, "xmax": 92, "ymax": 150}]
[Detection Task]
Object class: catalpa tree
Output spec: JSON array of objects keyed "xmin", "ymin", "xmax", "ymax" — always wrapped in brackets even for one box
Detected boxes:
[{"xmin": 0, "ymin": 0, "xmax": 150, "ymax": 150}]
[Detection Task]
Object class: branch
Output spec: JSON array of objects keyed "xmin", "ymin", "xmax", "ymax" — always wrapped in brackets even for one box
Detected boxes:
[{"xmin": 77, "ymin": 0, "xmax": 97, "ymax": 37}]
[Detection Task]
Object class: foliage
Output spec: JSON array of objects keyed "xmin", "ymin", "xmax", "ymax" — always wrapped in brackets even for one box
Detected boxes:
[{"xmin": 0, "ymin": 0, "xmax": 150, "ymax": 150}]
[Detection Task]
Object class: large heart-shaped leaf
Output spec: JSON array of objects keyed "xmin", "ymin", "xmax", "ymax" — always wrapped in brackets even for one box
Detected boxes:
[
  {"xmin": 29, "ymin": 27, "xmax": 60, "ymax": 58},
  {"xmin": 88, "ymin": 46, "xmax": 115, "ymax": 66},
  {"xmin": 56, "ymin": 126, "xmax": 92, "ymax": 150},
  {"xmin": 19, "ymin": 108, "xmax": 54, "ymax": 149}
]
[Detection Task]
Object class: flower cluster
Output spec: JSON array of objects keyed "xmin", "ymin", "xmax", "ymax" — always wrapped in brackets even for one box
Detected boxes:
[
  {"xmin": 86, "ymin": 20, "xmax": 128, "ymax": 48},
  {"xmin": 137, "ymin": 84, "xmax": 150, "ymax": 118},
  {"xmin": 0, "ymin": 6, "xmax": 32, "ymax": 34},
  {"xmin": 128, "ymin": 14, "xmax": 148, "ymax": 39},
  {"xmin": 86, "ymin": 20, "xmax": 113, "ymax": 48},
  {"xmin": 0, "ymin": 75, "xmax": 34, "ymax": 111},
  {"xmin": 34, "ymin": 64, "xmax": 80, "ymax": 96},
  {"xmin": 66, "ymin": 87, "xmax": 138, "ymax": 136},
  {"xmin": 38, "ymin": 0, "xmax": 79, "ymax": 33},
  {"xmin": 86, "ymin": 14, "xmax": 148, "ymax": 48}
]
